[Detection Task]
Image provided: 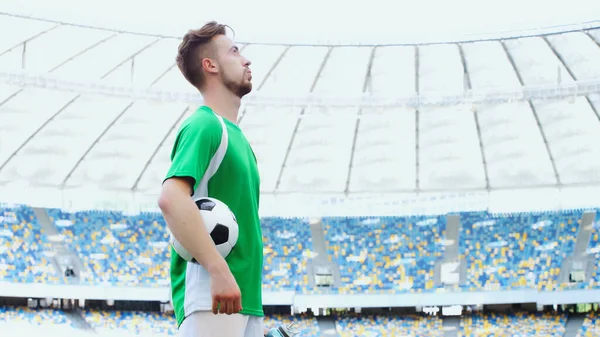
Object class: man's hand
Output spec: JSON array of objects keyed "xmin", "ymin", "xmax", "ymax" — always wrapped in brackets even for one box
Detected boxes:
[{"xmin": 210, "ymin": 261, "xmax": 242, "ymax": 315}]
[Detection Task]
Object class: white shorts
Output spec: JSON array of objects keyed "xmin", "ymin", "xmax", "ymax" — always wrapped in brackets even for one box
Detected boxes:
[{"xmin": 178, "ymin": 311, "xmax": 264, "ymax": 337}]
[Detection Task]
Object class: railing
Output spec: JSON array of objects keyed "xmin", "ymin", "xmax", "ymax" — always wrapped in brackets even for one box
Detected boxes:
[{"xmin": 2, "ymin": 70, "xmax": 600, "ymax": 108}]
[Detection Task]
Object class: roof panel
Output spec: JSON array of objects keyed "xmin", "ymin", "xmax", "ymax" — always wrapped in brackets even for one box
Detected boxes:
[
  {"xmin": 129, "ymin": 38, "xmax": 180, "ymax": 87},
  {"xmin": 239, "ymin": 106, "xmax": 301, "ymax": 192},
  {"xmin": 367, "ymin": 46, "xmax": 415, "ymax": 96},
  {"xmin": 152, "ymin": 65, "xmax": 196, "ymax": 94},
  {"xmin": 588, "ymin": 29, "xmax": 600, "ymax": 44},
  {"xmin": 65, "ymin": 101, "xmax": 187, "ymax": 189},
  {"xmin": 241, "ymin": 44, "xmax": 286, "ymax": 93},
  {"xmin": 0, "ymin": 16, "xmax": 55, "ymax": 54},
  {"xmin": 0, "ymin": 95, "xmax": 130, "ymax": 185},
  {"xmin": 135, "ymin": 107, "xmax": 194, "ymax": 193},
  {"xmin": 532, "ymin": 98, "xmax": 600, "ymax": 184},
  {"xmin": 259, "ymin": 46, "xmax": 328, "ymax": 95},
  {"xmin": 462, "ymin": 41, "xmax": 521, "ymax": 91},
  {"xmin": 419, "ymin": 104, "xmax": 486, "ymax": 190},
  {"xmin": 24, "ymin": 25, "xmax": 113, "ymax": 72},
  {"xmin": 312, "ymin": 47, "xmax": 371, "ymax": 94},
  {"xmin": 349, "ymin": 107, "xmax": 416, "ymax": 192},
  {"xmin": 477, "ymin": 102, "xmax": 556, "ymax": 188},
  {"xmin": 0, "ymin": 88, "xmax": 76, "ymax": 171},
  {"xmin": 419, "ymin": 44, "xmax": 464, "ymax": 95},
  {"xmin": 278, "ymin": 108, "xmax": 357, "ymax": 192},
  {"xmin": 51, "ymin": 33, "xmax": 157, "ymax": 80},
  {"xmin": 589, "ymin": 93, "xmax": 600, "ymax": 114},
  {"xmin": 0, "ymin": 83, "xmax": 21, "ymax": 103},
  {"xmin": 504, "ymin": 37, "xmax": 574, "ymax": 86},
  {"xmin": 546, "ymin": 32, "xmax": 600, "ymax": 80},
  {"xmin": 0, "ymin": 47, "xmax": 23, "ymax": 71}
]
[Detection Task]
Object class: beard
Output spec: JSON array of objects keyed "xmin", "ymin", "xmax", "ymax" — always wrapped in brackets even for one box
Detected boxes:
[{"xmin": 221, "ymin": 71, "xmax": 252, "ymax": 98}]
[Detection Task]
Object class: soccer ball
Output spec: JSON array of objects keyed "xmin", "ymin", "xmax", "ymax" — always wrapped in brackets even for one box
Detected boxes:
[{"xmin": 171, "ymin": 197, "xmax": 239, "ymax": 262}]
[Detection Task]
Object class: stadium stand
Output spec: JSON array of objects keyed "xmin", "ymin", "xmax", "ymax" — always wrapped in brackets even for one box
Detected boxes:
[
  {"xmin": 0, "ymin": 306, "xmax": 84, "ymax": 337},
  {"xmin": 322, "ymin": 216, "xmax": 445, "ymax": 294},
  {"xmin": 587, "ymin": 220, "xmax": 600, "ymax": 286},
  {"xmin": 460, "ymin": 211, "xmax": 580, "ymax": 291},
  {"xmin": 460, "ymin": 311, "xmax": 568, "ymax": 337},
  {"xmin": 577, "ymin": 312, "xmax": 600, "ymax": 337},
  {"xmin": 3, "ymin": 204, "xmax": 599, "ymax": 295},
  {"xmin": 335, "ymin": 314, "xmax": 443, "ymax": 337},
  {"xmin": 47, "ymin": 208, "xmax": 170, "ymax": 287},
  {"xmin": 261, "ymin": 217, "xmax": 313, "ymax": 292},
  {"xmin": 83, "ymin": 310, "xmax": 177, "ymax": 336},
  {"xmin": 0, "ymin": 205, "xmax": 61, "ymax": 284}
]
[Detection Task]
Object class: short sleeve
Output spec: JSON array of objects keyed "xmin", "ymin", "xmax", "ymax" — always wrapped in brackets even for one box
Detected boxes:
[{"xmin": 164, "ymin": 115, "xmax": 222, "ymax": 193}]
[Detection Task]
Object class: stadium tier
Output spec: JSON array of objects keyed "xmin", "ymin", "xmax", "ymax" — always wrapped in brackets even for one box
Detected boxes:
[
  {"xmin": 460, "ymin": 211, "xmax": 580, "ymax": 292},
  {"xmin": 323, "ymin": 216, "xmax": 446, "ymax": 293},
  {"xmin": 334, "ymin": 314, "xmax": 443, "ymax": 337},
  {"xmin": 578, "ymin": 312, "xmax": 600, "ymax": 337},
  {"xmin": 0, "ymin": 205, "xmax": 62, "ymax": 284},
  {"xmin": 460, "ymin": 311, "xmax": 568, "ymax": 337},
  {"xmin": 2, "ymin": 204, "xmax": 599, "ymax": 294}
]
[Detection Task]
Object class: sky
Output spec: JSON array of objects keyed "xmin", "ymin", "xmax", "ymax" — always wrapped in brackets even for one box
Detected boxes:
[{"xmin": 1, "ymin": 0, "xmax": 600, "ymax": 44}]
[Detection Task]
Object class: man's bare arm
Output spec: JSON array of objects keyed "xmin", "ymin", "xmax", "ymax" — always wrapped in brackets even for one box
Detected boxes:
[
  {"xmin": 158, "ymin": 177, "xmax": 242, "ymax": 314},
  {"xmin": 158, "ymin": 177, "xmax": 226, "ymax": 273}
]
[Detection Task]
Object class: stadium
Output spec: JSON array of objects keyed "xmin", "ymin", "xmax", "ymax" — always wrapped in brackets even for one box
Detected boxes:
[{"xmin": 1, "ymin": 3, "xmax": 600, "ymax": 336}]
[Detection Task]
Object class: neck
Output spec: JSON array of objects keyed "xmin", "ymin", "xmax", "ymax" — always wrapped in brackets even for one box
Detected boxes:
[{"xmin": 202, "ymin": 87, "xmax": 241, "ymax": 124}]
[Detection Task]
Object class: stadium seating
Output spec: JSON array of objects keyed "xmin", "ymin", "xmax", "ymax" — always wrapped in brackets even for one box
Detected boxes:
[
  {"xmin": 47, "ymin": 209, "xmax": 170, "ymax": 287},
  {"xmin": 460, "ymin": 311, "xmax": 567, "ymax": 337},
  {"xmin": 261, "ymin": 217, "xmax": 314, "ymax": 291},
  {"xmin": 0, "ymin": 205, "xmax": 61, "ymax": 284},
  {"xmin": 2, "ymin": 204, "xmax": 598, "ymax": 294},
  {"xmin": 0, "ymin": 306, "xmax": 83, "ymax": 337},
  {"xmin": 335, "ymin": 314, "xmax": 443, "ymax": 337},
  {"xmin": 459, "ymin": 211, "xmax": 580, "ymax": 291},
  {"xmin": 323, "ymin": 216, "xmax": 445, "ymax": 294},
  {"xmin": 577, "ymin": 312, "xmax": 600, "ymax": 337},
  {"xmin": 587, "ymin": 220, "xmax": 600, "ymax": 287},
  {"xmin": 84, "ymin": 310, "xmax": 177, "ymax": 336}
]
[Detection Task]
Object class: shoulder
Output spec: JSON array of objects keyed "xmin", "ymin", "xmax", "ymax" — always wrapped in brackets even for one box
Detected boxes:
[{"xmin": 179, "ymin": 107, "xmax": 223, "ymax": 135}]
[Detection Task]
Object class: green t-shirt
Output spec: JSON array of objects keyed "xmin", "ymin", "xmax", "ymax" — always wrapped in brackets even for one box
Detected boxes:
[{"xmin": 164, "ymin": 106, "xmax": 263, "ymax": 327}]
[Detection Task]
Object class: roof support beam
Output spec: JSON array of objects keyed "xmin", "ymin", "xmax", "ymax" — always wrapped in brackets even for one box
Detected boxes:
[
  {"xmin": 132, "ymin": 106, "xmax": 190, "ymax": 191},
  {"xmin": 274, "ymin": 47, "xmax": 333, "ymax": 192},
  {"xmin": 344, "ymin": 46, "xmax": 376, "ymax": 194},
  {"xmin": 500, "ymin": 40, "xmax": 561, "ymax": 186},
  {"xmin": 458, "ymin": 43, "xmax": 490, "ymax": 190}
]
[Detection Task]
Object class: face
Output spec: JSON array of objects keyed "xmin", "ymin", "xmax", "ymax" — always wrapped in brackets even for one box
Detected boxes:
[{"xmin": 212, "ymin": 35, "xmax": 252, "ymax": 98}]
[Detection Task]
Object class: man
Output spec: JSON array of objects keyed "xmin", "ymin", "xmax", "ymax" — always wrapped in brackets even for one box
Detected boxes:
[{"xmin": 158, "ymin": 21, "xmax": 299, "ymax": 337}]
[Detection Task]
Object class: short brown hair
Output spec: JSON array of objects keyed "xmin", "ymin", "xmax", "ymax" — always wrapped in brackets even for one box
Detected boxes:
[{"xmin": 176, "ymin": 21, "xmax": 232, "ymax": 90}]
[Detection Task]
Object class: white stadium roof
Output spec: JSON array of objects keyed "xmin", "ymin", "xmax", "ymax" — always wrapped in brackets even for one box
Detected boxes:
[{"xmin": 1, "ymin": 13, "xmax": 600, "ymax": 216}]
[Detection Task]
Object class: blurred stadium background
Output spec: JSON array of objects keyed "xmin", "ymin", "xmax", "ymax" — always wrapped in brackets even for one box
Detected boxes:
[{"xmin": 1, "ymin": 7, "xmax": 600, "ymax": 337}]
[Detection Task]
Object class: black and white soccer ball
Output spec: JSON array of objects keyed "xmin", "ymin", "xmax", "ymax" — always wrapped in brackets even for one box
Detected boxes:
[{"xmin": 171, "ymin": 197, "xmax": 239, "ymax": 261}]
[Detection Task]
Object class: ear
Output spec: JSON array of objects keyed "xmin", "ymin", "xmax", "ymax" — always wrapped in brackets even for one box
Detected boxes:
[{"xmin": 201, "ymin": 58, "xmax": 219, "ymax": 74}]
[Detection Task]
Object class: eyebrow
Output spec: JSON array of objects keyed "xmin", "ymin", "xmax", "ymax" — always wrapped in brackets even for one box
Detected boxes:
[{"xmin": 231, "ymin": 45, "xmax": 239, "ymax": 53}]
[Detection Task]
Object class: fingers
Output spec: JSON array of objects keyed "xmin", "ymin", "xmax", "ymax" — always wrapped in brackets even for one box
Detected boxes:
[
  {"xmin": 233, "ymin": 297, "xmax": 242, "ymax": 314},
  {"xmin": 212, "ymin": 297, "xmax": 219, "ymax": 315},
  {"xmin": 212, "ymin": 296, "xmax": 242, "ymax": 315}
]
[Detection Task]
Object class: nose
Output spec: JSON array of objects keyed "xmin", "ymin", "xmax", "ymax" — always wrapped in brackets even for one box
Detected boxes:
[{"xmin": 243, "ymin": 57, "xmax": 251, "ymax": 67}]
